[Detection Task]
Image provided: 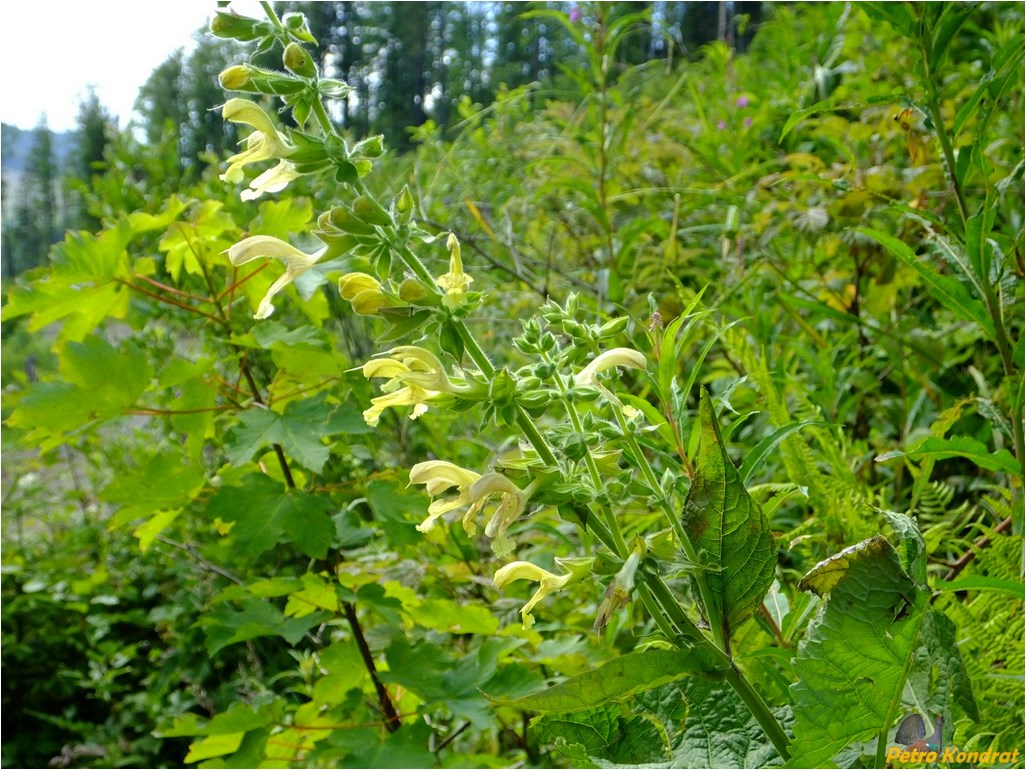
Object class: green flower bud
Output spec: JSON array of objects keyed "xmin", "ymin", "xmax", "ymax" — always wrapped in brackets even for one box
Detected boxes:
[
  {"xmin": 219, "ymin": 65, "xmax": 253, "ymax": 91},
  {"xmin": 597, "ymin": 316, "xmax": 629, "ymax": 339},
  {"xmin": 353, "ymin": 196, "xmax": 392, "ymax": 226},
  {"xmin": 353, "ymin": 134, "xmax": 385, "ymax": 158},
  {"xmin": 489, "ymin": 368, "xmax": 516, "ymax": 403},
  {"xmin": 394, "ymin": 185, "xmax": 415, "ymax": 222},
  {"xmin": 398, "ymin": 279, "xmax": 430, "ymax": 303},
  {"xmin": 283, "ymin": 43, "xmax": 316, "ymax": 78},
  {"xmin": 210, "ymin": 12, "xmax": 262, "ymax": 41}
]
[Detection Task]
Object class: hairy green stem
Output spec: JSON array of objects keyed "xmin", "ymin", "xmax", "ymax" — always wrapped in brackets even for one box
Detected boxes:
[
  {"xmin": 611, "ymin": 404, "xmax": 727, "ymax": 652},
  {"xmin": 723, "ymin": 665, "xmax": 791, "ymax": 761}
]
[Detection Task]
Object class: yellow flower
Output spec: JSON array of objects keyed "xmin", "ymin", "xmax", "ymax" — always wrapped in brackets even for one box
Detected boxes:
[
  {"xmin": 594, "ymin": 548, "xmax": 642, "ymax": 630},
  {"xmin": 362, "ymin": 346, "xmax": 460, "ymax": 426},
  {"xmin": 409, "ymin": 461, "xmax": 482, "ymax": 532},
  {"xmin": 408, "ymin": 462, "xmax": 536, "ymax": 556},
  {"xmin": 226, "ymin": 235, "xmax": 325, "ymax": 319},
  {"xmin": 436, "ymin": 233, "xmax": 473, "ymax": 309},
  {"xmin": 220, "ymin": 99, "xmax": 296, "ymax": 188},
  {"xmin": 240, "ymin": 159, "xmax": 301, "ymax": 201},
  {"xmin": 466, "ymin": 473, "xmax": 530, "ymax": 557},
  {"xmin": 574, "ymin": 347, "xmax": 647, "ymax": 388},
  {"xmin": 493, "ymin": 558, "xmax": 592, "ymax": 629},
  {"xmin": 338, "ymin": 272, "xmax": 388, "ymax": 314}
]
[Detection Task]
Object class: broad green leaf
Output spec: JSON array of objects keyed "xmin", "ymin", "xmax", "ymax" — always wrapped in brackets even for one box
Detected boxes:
[
  {"xmin": 498, "ymin": 647, "xmax": 726, "ymax": 714},
  {"xmin": 929, "ymin": 6, "xmax": 973, "ymax": 70},
  {"xmin": 533, "ymin": 704, "xmax": 668, "ymax": 766},
  {"xmin": 204, "ymin": 474, "xmax": 335, "ymax": 558},
  {"xmin": 224, "ymin": 391, "xmax": 366, "ymax": 473},
  {"xmin": 184, "ymin": 733, "xmax": 244, "ymax": 763},
  {"xmin": 284, "ymin": 573, "xmax": 340, "ymax": 617},
  {"xmin": 334, "ymin": 720, "xmax": 435, "ymax": 769},
  {"xmin": 788, "ymin": 536, "xmax": 925, "ymax": 767},
  {"xmin": 857, "ymin": 227, "xmax": 995, "ymax": 339},
  {"xmin": 906, "ymin": 435, "xmax": 1022, "ymax": 476},
  {"xmin": 635, "ymin": 679, "xmax": 787, "ymax": 769},
  {"xmin": 202, "ymin": 704, "xmax": 274, "ymax": 735},
  {"xmin": 8, "ymin": 336, "xmax": 154, "ymax": 446},
  {"xmin": 682, "ymin": 389, "xmax": 776, "ymax": 641},
  {"xmin": 198, "ymin": 596, "xmax": 327, "ymax": 655},
  {"xmin": 249, "ymin": 197, "xmax": 314, "ymax": 237},
  {"xmin": 365, "ymin": 478, "xmax": 428, "ymax": 546},
  {"xmin": 407, "ymin": 598, "xmax": 500, "ymax": 635},
  {"xmin": 918, "ymin": 609, "xmax": 980, "ymax": 723}
]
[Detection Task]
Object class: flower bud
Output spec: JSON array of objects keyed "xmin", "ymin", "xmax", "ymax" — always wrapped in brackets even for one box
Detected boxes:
[
  {"xmin": 283, "ymin": 43, "xmax": 316, "ymax": 78},
  {"xmin": 398, "ymin": 279, "xmax": 430, "ymax": 303},
  {"xmin": 394, "ymin": 185, "xmax": 415, "ymax": 222},
  {"xmin": 353, "ymin": 134, "xmax": 385, "ymax": 158},
  {"xmin": 338, "ymin": 272, "xmax": 381, "ymax": 300},
  {"xmin": 219, "ymin": 65, "xmax": 253, "ymax": 91}
]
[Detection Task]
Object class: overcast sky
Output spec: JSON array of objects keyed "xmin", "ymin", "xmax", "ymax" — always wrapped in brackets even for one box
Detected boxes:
[{"xmin": 1, "ymin": 0, "xmax": 262, "ymax": 132}]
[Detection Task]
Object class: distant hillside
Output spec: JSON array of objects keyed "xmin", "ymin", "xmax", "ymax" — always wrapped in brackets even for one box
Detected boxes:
[{"xmin": 1, "ymin": 123, "xmax": 78, "ymax": 174}]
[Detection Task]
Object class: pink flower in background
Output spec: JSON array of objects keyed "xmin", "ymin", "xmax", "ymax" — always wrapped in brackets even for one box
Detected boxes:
[
  {"xmin": 569, "ymin": 6, "xmax": 582, "ymax": 23},
  {"xmin": 717, "ymin": 120, "xmax": 727, "ymax": 130},
  {"xmin": 736, "ymin": 95, "xmax": 749, "ymax": 108},
  {"xmin": 744, "ymin": 117, "xmax": 753, "ymax": 127}
]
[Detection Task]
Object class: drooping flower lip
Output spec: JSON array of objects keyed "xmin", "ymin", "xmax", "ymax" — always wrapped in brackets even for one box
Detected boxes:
[
  {"xmin": 219, "ymin": 99, "xmax": 297, "ymax": 191},
  {"xmin": 224, "ymin": 235, "xmax": 326, "ymax": 319}
]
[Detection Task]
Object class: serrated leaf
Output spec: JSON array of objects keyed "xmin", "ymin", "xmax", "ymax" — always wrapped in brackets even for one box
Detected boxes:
[
  {"xmin": 224, "ymin": 391, "xmax": 365, "ymax": 473},
  {"xmin": 498, "ymin": 647, "xmax": 726, "ymax": 714},
  {"xmin": 635, "ymin": 679, "xmax": 787, "ymax": 769},
  {"xmin": 365, "ymin": 479, "xmax": 428, "ymax": 547},
  {"xmin": 204, "ymin": 474, "xmax": 334, "ymax": 558},
  {"xmin": 184, "ymin": 733, "xmax": 244, "ymax": 763},
  {"xmin": 682, "ymin": 389, "xmax": 776, "ymax": 641},
  {"xmin": 788, "ymin": 536, "xmax": 926, "ymax": 767},
  {"xmin": 534, "ymin": 704, "xmax": 668, "ymax": 766},
  {"xmin": 198, "ymin": 595, "xmax": 327, "ymax": 655},
  {"xmin": 407, "ymin": 599, "xmax": 499, "ymax": 635}
]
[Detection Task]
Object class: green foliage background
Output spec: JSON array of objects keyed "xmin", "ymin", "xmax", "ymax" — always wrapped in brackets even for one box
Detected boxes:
[{"xmin": 2, "ymin": 2, "xmax": 1023, "ymax": 768}]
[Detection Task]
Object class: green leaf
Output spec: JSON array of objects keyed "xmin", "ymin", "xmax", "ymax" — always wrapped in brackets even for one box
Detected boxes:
[
  {"xmin": 934, "ymin": 576, "xmax": 1025, "ymax": 598},
  {"xmin": 7, "ymin": 336, "xmax": 154, "ymax": 447},
  {"xmin": 637, "ymin": 679, "xmax": 787, "ymax": 769},
  {"xmin": 407, "ymin": 598, "xmax": 499, "ymax": 635},
  {"xmin": 906, "ymin": 435, "xmax": 1022, "ymax": 476},
  {"xmin": 533, "ymin": 704, "xmax": 668, "ymax": 767},
  {"xmin": 365, "ymin": 478, "xmax": 428, "ymax": 547},
  {"xmin": 498, "ymin": 647, "xmax": 726, "ymax": 714},
  {"xmin": 856, "ymin": 227, "xmax": 995, "ymax": 339},
  {"xmin": 778, "ymin": 99, "xmax": 842, "ymax": 142},
  {"xmin": 859, "ymin": 2, "xmax": 914, "ymax": 35},
  {"xmin": 198, "ymin": 595, "xmax": 327, "ymax": 655},
  {"xmin": 204, "ymin": 474, "xmax": 335, "ymax": 558},
  {"xmin": 920, "ymin": 609, "xmax": 980, "ymax": 722},
  {"xmin": 184, "ymin": 733, "xmax": 244, "ymax": 763},
  {"xmin": 739, "ymin": 421, "xmax": 828, "ymax": 483},
  {"xmin": 224, "ymin": 391, "xmax": 364, "ymax": 473},
  {"xmin": 682, "ymin": 389, "xmax": 776, "ymax": 641},
  {"xmin": 788, "ymin": 536, "xmax": 925, "ymax": 767}
]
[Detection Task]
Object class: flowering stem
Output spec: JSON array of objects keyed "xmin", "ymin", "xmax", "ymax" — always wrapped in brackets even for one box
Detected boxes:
[{"xmin": 611, "ymin": 403, "xmax": 727, "ymax": 653}]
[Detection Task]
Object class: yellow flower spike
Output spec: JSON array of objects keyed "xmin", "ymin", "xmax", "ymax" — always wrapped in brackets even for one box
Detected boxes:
[
  {"xmin": 220, "ymin": 98, "xmax": 296, "ymax": 188},
  {"xmin": 574, "ymin": 347, "xmax": 647, "ymax": 388},
  {"xmin": 493, "ymin": 557, "xmax": 592, "ymax": 629},
  {"xmin": 409, "ymin": 461, "xmax": 482, "ymax": 532},
  {"xmin": 225, "ymin": 235, "xmax": 326, "ymax": 319},
  {"xmin": 361, "ymin": 347, "xmax": 469, "ymax": 426},
  {"xmin": 436, "ymin": 232, "xmax": 474, "ymax": 309}
]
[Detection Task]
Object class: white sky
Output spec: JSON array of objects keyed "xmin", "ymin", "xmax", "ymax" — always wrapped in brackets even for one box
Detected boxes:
[{"xmin": 1, "ymin": 0, "xmax": 263, "ymax": 132}]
